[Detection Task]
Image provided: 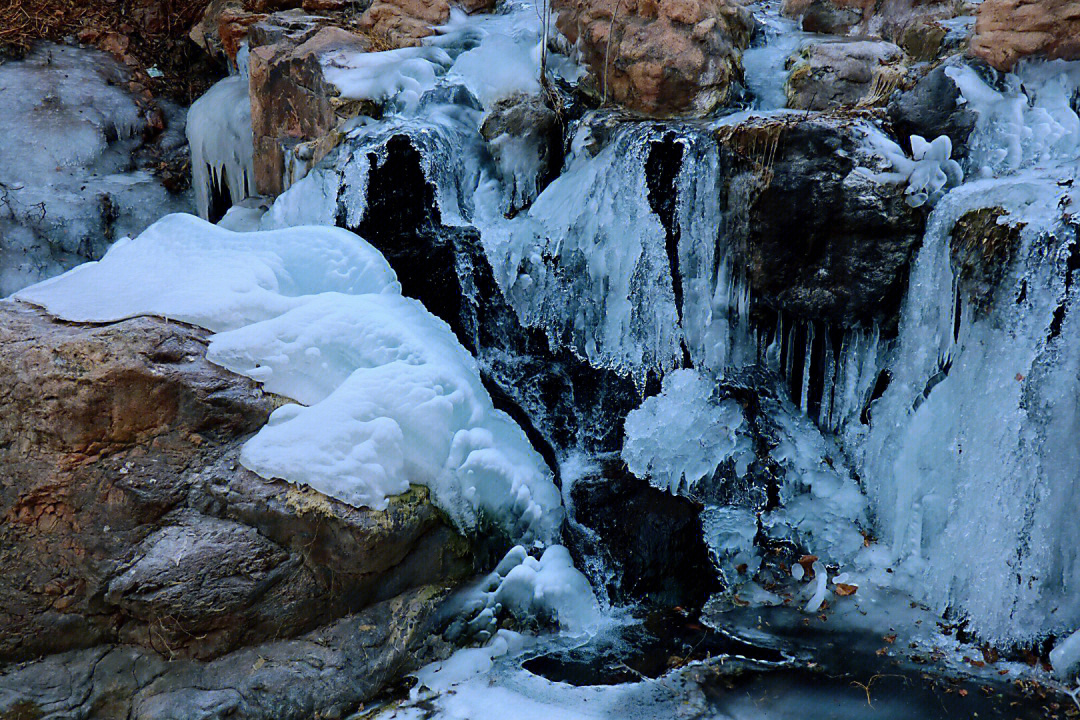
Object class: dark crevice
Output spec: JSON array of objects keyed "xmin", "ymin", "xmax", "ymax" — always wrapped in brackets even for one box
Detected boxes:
[
  {"xmin": 788, "ymin": 322, "xmax": 808, "ymax": 408},
  {"xmin": 207, "ymin": 165, "xmax": 232, "ymax": 224},
  {"xmin": 1048, "ymin": 236, "xmax": 1080, "ymax": 342},
  {"xmin": 953, "ymin": 287, "xmax": 963, "ymax": 343},
  {"xmin": 645, "ymin": 133, "xmax": 689, "ymax": 366},
  {"xmin": 806, "ymin": 323, "xmax": 826, "ymax": 422},
  {"xmin": 861, "ymin": 369, "xmax": 892, "ymax": 425}
]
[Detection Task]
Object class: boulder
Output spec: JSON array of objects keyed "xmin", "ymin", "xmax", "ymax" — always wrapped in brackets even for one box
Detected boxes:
[
  {"xmin": 781, "ymin": 0, "xmax": 964, "ymax": 49},
  {"xmin": 553, "ymin": 0, "xmax": 755, "ymax": 116},
  {"xmin": 887, "ymin": 58, "xmax": 977, "ymax": 159},
  {"xmin": 0, "ymin": 586, "xmax": 450, "ymax": 720},
  {"xmin": 0, "ymin": 300, "xmax": 471, "ymax": 665},
  {"xmin": 969, "ymin": 0, "xmax": 1080, "ymax": 71},
  {"xmin": 785, "ymin": 38, "xmax": 905, "ymax": 110},
  {"xmin": 249, "ymin": 21, "xmax": 374, "ymax": 195}
]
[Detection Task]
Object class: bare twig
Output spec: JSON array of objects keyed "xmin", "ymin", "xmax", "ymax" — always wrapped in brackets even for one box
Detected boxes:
[{"xmin": 602, "ymin": 0, "xmax": 623, "ymax": 105}]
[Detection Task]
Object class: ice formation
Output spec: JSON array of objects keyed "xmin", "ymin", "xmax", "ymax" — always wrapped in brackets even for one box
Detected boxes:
[
  {"xmin": 845, "ymin": 175, "xmax": 1080, "ymax": 644},
  {"xmin": 187, "ymin": 76, "xmax": 256, "ymax": 222},
  {"xmin": 453, "ymin": 544, "xmax": 602, "ymax": 636},
  {"xmin": 945, "ymin": 61, "xmax": 1080, "ymax": 177},
  {"xmin": 322, "ymin": 46, "xmax": 452, "ymax": 113},
  {"xmin": 0, "ymin": 44, "xmax": 190, "ymax": 295},
  {"xmin": 15, "ymin": 214, "xmax": 561, "ymax": 544},
  {"xmin": 1052, "ymin": 630, "xmax": 1080, "ymax": 681},
  {"xmin": 622, "ymin": 370, "xmax": 750, "ymax": 495},
  {"xmin": 860, "ymin": 131, "xmax": 964, "ymax": 207}
]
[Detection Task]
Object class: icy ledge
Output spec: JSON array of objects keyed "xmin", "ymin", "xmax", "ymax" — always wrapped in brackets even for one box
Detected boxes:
[{"xmin": 14, "ymin": 213, "xmax": 562, "ymax": 545}]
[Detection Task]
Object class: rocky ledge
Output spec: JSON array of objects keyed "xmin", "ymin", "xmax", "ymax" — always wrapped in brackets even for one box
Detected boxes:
[{"xmin": 0, "ymin": 301, "xmax": 472, "ymax": 719}]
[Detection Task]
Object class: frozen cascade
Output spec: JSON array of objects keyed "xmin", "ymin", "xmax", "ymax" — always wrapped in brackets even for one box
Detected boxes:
[
  {"xmin": 187, "ymin": 75, "xmax": 256, "ymax": 223},
  {"xmin": 845, "ymin": 175, "xmax": 1080, "ymax": 645},
  {"xmin": 820, "ymin": 58, "xmax": 1080, "ymax": 645}
]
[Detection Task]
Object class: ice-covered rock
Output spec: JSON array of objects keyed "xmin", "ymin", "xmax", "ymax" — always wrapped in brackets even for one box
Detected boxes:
[
  {"xmin": 451, "ymin": 545, "xmax": 602, "ymax": 636},
  {"xmin": 945, "ymin": 60, "xmax": 1080, "ymax": 178},
  {"xmin": 16, "ymin": 213, "xmax": 562, "ymax": 545},
  {"xmin": 0, "ymin": 44, "xmax": 190, "ymax": 296}
]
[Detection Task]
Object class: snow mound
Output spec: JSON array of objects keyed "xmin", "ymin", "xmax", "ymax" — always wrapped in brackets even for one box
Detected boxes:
[
  {"xmin": 16, "ymin": 214, "xmax": 398, "ymax": 331},
  {"xmin": 450, "ymin": 545, "xmax": 601, "ymax": 638},
  {"xmin": 15, "ymin": 214, "xmax": 560, "ymax": 543}
]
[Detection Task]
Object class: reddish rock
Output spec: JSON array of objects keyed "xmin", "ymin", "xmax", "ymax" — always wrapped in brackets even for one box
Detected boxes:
[
  {"xmin": 969, "ymin": 0, "xmax": 1080, "ymax": 71},
  {"xmin": 190, "ymin": 0, "xmax": 271, "ymax": 64},
  {"xmin": 249, "ymin": 21, "xmax": 373, "ymax": 195},
  {"xmin": 358, "ymin": 0, "xmax": 450, "ymax": 48},
  {"xmin": 554, "ymin": 0, "xmax": 754, "ymax": 116}
]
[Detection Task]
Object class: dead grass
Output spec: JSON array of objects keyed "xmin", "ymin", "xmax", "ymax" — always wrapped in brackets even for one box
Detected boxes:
[{"xmin": 1, "ymin": 0, "xmax": 221, "ymax": 103}]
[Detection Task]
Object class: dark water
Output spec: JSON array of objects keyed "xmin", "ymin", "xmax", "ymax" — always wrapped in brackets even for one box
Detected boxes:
[{"xmin": 521, "ymin": 608, "xmax": 1069, "ymax": 720}]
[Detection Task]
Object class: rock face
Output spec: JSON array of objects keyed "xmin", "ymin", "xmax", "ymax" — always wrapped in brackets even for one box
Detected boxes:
[
  {"xmin": 0, "ymin": 587, "xmax": 448, "ymax": 720},
  {"xmin": 565, "ymin": 460, "xmax": 720, "ymax": 608},
  {"xmin": 249, "ymin": 20, "xmax": 373, "ymax": 195},
  {"xmin": 554, "ymin": 0, "xmax": 755, "ymax": 116},
  {"xmin": 358, "ymin": 0, "xmax": 495, "ymax": 50},
  {"xmin": 969, "ymin": 0, "xmax": 1080, "ymax": 71},
  {"xmin": 785, "ymin": 39, "xmax": 904, "ymax": 110},
  {"xmin": 717, "ymin": 116, "xmax": 926, "ymax": 332},
  {"xmin": 0, "ymin": 301, "xmax": 471, "ymax": 713}
]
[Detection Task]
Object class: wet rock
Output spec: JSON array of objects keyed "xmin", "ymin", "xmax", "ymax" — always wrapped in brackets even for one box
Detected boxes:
[
  {"xmin": 969, "ymin": 0, "xmax": 1080, "ymax": 71},
  {"xmin": 950, "ymin": 206, "xmax": 1025, "ymax": 315},
  {"xmin": 887, "ymin": 58, "xmax": 977, "ymax": 160},
  {"xmin": 566, "ymin": 459, "xmax": 720, "ymax": 608},
  {"xmin": 785, "ymin": 39, "xmax": 904, "ymax": 110},
  {"xmin": 717, "ymin": 116, "xmax": 926, "ymax": 332},
  {"xmin": 0, "ymin": 301, "xmax": 472, "ymax": 664},
  {"xmin": 781, "ymin": 0, "xmax": 964, "ymax": 44},
  {"xmin": 479, "ymin": 94, "xmax": 563, "ymax": 213},
  {"xmin": 249, "ymin": 22, "xmax": 373, "ymax": 195},
  {"xmin": 0, "ymin": 586, "xmax": 450, "ymax": 720},
  {"xmin": 553, "ymin": 0, "xmax": 755, "ymax": 116},
  {"xmin": 342, "ymin": 134, "xmax": 640, "ymax": 455}
]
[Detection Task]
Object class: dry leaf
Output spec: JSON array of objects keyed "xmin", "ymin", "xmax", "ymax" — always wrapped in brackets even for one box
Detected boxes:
[{"xmin": 834, "ymin": 583, "xmax": 858, "ymax": 596}]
